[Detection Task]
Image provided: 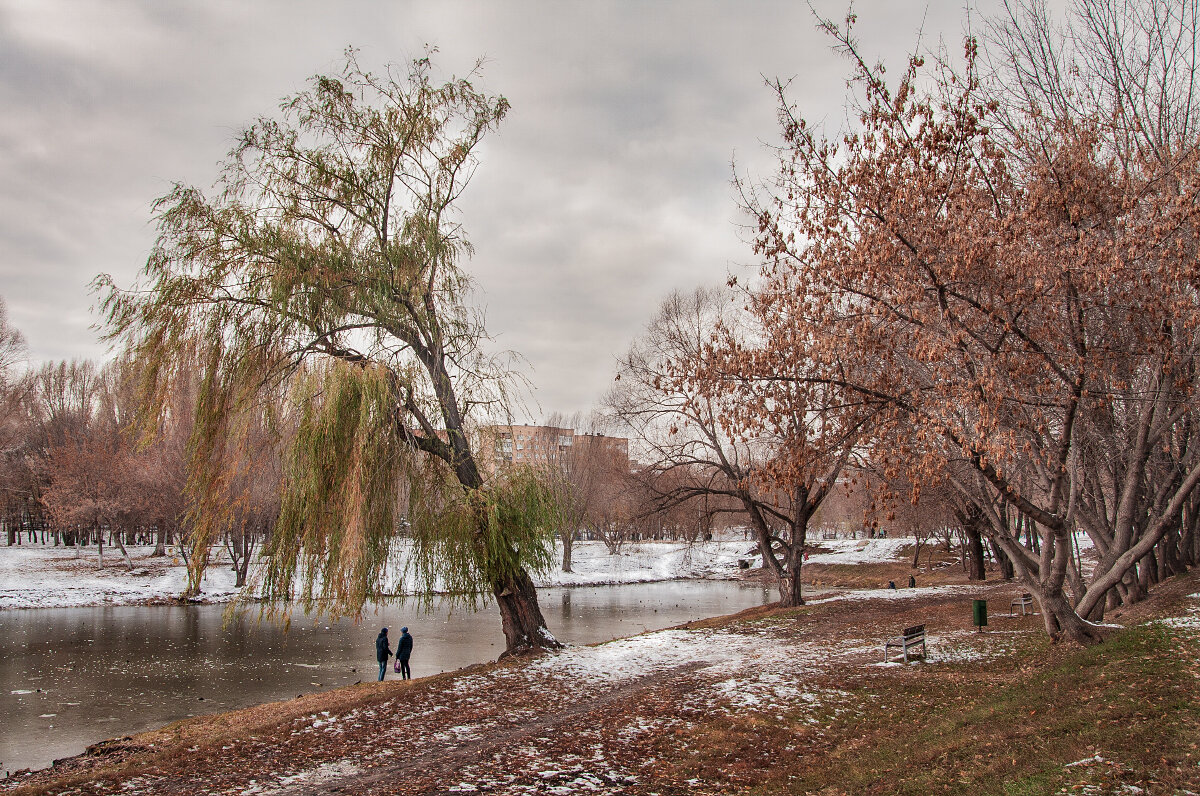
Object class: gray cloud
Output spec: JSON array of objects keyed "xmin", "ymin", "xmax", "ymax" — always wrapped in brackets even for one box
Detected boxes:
[{"xmin": 0, "ymin": 0, "xmax": 992, "ymax": 416}]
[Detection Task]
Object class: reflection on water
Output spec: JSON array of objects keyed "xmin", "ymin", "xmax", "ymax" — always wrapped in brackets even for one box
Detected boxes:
[{"xmin": 0, "ymin": 580, "xmax": 772, "ymax": 773}]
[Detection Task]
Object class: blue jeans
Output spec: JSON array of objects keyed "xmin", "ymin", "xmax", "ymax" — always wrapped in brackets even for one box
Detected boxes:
[{"xmin": 378, "ymin": 660, "xmax": 387, "ymax": 681}]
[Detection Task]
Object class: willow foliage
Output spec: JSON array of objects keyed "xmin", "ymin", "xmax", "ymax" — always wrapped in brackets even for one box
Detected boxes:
[
  {"xmin": 92, "ymin": 52, "xmax": 558, "ymax": 640},
  {"xmin": 260, "ymin": 361, "xmax": 403, "ymax": 617},
  {"xmin": 406, "ymin": 465, "xmax": 562, "ymax": 609}
]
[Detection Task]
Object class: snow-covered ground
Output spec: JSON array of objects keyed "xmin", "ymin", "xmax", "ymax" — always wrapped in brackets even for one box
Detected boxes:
[
  {"xmin": 214, "ymin": 582, "xmax": 1073, "ymax": 796},
  {"xmin": 538, "ymin": 539, "xmax": 756, "ymax": 587},
  {"xmin": 0, "ymin": 537, "xmax": 911, "ymax": 611},
  {"xmin": 0, "ymin": 545, "xmax": 241, "ymax": 610},
  {"xmin": 806, "ymin": 536, "xmax": 911, "ymax": 564}
]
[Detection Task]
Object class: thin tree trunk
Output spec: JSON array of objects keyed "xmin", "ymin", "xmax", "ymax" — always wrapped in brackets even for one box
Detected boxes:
[
  {"xmin": 911, "ymin": 535, "xmax": 926, "ymax": 569},
  {"xmin": 561, "ymin": 527, "xmax": 575, "ymax": 573},
  {"xmin": 966, "ymin": 523, "xmax": 986, "ymax": 580},
  {"xmin": 114, "ymin": 533, "xmax": 134, "ymax": 571},
  {"xmin": 990, "ymin": 538, "xmax": 1014, "ymax": 580},
  {"xmin": 235, "ymin": 531, "xmax": 254, "ymax": 588},
  {"xmin": 1157, "ymin": 526, "xmax": 1184, "ymax": 580}
]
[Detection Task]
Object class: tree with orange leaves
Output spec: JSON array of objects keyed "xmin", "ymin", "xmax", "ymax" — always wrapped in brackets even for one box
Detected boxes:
[
  {"xmin": 736, "ymin": 3, "xmax": 1200, "ymax": 644},
  {"xmin": 612, "ymin": 287, "xmax": 865, "ymax": 606}
]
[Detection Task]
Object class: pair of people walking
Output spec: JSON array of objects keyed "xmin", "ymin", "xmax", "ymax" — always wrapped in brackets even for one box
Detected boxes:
[{"xmin": 375, "ymin": 626, "xmax": 414, "ymax": 681}]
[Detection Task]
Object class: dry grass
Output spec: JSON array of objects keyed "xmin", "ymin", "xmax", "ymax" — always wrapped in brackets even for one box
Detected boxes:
[
  {"xmin": 4, "ymin": 566, "xmax": 1199, "ymax": 796},
  {"xmin": 662, "ymin": 572, "xmax": 1200, "ymax": 795}
]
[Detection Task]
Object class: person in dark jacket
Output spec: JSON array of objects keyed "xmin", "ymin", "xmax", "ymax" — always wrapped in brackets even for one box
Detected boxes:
[
  {"xmin": 396, "ymin": 626, "xmax": 413, "ymax": 680},
  {"xmin": 375, "ymin": 628, "xmax": 391, "ymax": 681}
]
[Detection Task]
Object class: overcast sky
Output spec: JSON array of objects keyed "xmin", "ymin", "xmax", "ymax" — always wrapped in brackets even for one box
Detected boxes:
[{"xmin": 0, "ymin": 0, "xmax": 995, "ymax": 421}]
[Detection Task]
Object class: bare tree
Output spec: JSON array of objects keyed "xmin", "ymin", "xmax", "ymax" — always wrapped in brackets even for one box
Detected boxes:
[{"xmin": 611, "ymin": 287, "xmax": 859, "ymax": 606}]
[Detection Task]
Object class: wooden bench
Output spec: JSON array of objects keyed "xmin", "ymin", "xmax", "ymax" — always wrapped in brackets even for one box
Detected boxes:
[
  {"xmin": 883, "ymin": 624, "xmax": 926, "ymax": 663},
  {"xmin": 1010, "ymin": 593, "xmax": 1035, "ymax": 616}
]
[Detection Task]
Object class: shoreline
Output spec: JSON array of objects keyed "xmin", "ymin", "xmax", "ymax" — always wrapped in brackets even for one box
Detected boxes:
[
  {"xmin": 3, "ymin": 570, "xmax": 1197, "ymax": 794},
  {"xmin": 0, "ymin": 574, "xmax": 762, "ymax": 612},
  {"xmin": 0, "ymin": 538, "xmax": 909, "ymax": 611}
]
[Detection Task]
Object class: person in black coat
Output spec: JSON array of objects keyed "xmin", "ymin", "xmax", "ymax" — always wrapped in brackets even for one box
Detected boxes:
[
  {"xmin": 375, "ymin": 628, "xmax": 391, "ymax": 681},
  {"xmin": 396, "ymin": 626, "xmax": 413, "ymax": 680}
]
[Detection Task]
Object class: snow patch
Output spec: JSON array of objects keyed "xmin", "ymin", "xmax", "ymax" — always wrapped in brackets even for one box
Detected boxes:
[
  {"xmin": 1157, "ymin": 616, "xmax": 1200, "ymax": 631},
  {"xmin": 0, "ymin": 545, "xmax": 239, "ymax": 609},
  {"xmin": 815, "ymin": 584, "xmax": 980, "ymax": 604},
  {"xmin": 805, "ymin": 538, "xmax": 911, "ymax": 565},
  {"xmin": 239, "ymin": 760, "xmax": 363, "ymax": 794}
]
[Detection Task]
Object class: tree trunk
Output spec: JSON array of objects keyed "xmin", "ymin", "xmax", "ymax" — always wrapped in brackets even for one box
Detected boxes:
[
  {"xmin": 235, "ymin": 531, "xmax": 252, "ymax": 589},
  {"xmin": 777, "ymin": 547, "xmax": 804, "ymax": 607},
  {"xmin": 1025, "ymin": 514, "xmax": 1041, "ymax": 553},
  {"xmin": 775, "ymin": 511, "xmax": 810, "ymax": 607},
  {"xmin": 965, "ymin": 523, "xmax": 986, "ymax": 580},
  {"xmin": 1039, "ymin": 589, "xmax": 1107, "ymax": 645},
  {"xmin": 1138, "ymin": 549, "xmax": 1158, "ymax": 592},
  {"xmin": 1187, "ymin": 499, "xmax": 1200, "ymax": 566},
  {"xmin": 561, "ymin": 527, "xmax": 575, "ymax": 573},
  {"xmin": 1157, "ymin": 527, "xmax": 1184, "ymax": 580},
  {"xmin": 494, "ymin": 568, "xmax": 561, "ymax": 658},
  {"xmin": 990, "ymin": 539, "xmax": 1014, "ymax": 579},
  {"xmin": 114, "ymin": 533, "xmax": 134, "ymax": 571}
]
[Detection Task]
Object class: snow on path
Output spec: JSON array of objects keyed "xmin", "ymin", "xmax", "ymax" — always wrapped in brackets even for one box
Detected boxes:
[
  {"xmin": 805, "ymin": 537, "xmax": 913, "ymax": 565},
  {"xmin": 243, "ymin": 585, "xmax": 1029, "ymax": 796},
  {"xmin": 48, "ymin": 583, "xmax": 1200, "ymax": 796},
  {"xmin": 534, "ymin": 540, "xmax": 756, "ymax": 586},
  {"xmin": 811, "ymin": 583, "xmax": 982, "ymax": 603}
]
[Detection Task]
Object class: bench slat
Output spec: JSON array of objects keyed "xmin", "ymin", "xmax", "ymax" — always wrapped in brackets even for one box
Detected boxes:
[{"xmin": 884, "ymin": 624, "xmax": 927, "ymax": 663}]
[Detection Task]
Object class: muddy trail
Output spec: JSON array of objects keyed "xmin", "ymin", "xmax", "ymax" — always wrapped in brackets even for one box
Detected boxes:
[{"xmin": 5, "ymin": 576, "xmax": 1197, "ymax": 796}]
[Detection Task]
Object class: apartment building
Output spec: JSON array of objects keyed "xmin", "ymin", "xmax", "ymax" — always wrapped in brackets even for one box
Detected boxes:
[
  {"xmin": 478, "ymin": 424, "xmax": 629, "ymax": 474},
  {"xmin": 571, "ymin": 431, "xmax": 629, "ymax": 463}
]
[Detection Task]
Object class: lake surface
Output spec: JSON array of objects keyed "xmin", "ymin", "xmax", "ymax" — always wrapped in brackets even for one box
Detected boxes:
[{"xmin": 0, "ymin": 580, "xmax": 773, "ymax": 773}]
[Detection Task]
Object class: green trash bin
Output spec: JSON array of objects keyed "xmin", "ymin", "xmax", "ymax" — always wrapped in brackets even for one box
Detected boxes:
[{"xmin": 972, "ymin": 599, "xmax": 988, "ymax": 630}]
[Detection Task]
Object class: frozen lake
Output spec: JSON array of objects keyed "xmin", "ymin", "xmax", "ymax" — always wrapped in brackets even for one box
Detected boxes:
[{"xmin": 0, "ymin": 580, "xmax": 776, "ymax": 773}]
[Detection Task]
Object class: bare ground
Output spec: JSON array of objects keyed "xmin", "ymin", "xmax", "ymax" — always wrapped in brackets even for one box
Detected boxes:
[{"xmin": 3, "ymin": 565, "xmax": 1199, "ymax": 796}]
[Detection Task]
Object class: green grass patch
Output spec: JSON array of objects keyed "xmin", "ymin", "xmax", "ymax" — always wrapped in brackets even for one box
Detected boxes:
[{"xmin": 662, "ymin": 621, "xmax": 1200, "ymax": 795}]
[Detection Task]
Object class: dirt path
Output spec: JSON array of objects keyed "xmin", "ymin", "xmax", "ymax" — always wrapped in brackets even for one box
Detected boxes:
[
  {"xmin": 269, "ymin": 663, "xmax": 707, "ymax": 796},
  {"xmin": 0, "ymin": 581, "xmax": 1085, "ymax": 795}
]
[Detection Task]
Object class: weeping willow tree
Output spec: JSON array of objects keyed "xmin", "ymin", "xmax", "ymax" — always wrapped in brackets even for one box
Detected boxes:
[{"xmin": 94, "ymin": 51, "xmax": 563, "ymax": 656}]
